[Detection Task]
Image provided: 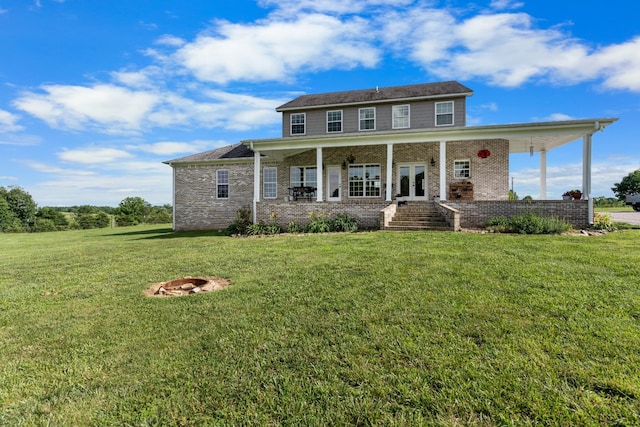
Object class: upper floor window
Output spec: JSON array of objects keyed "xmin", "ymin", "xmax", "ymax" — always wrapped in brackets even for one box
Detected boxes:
[
  {"xmin": 359, "ymin": 107, "xmax": 376, "ymax": 131},
  {"xmin": 392, "ymin": 105, "xmax": 410, "ymax": 129},
  {"xmin": 435, "ymin": 101, "xmax": 454, "ymax": 126},
  {"xmin": 263, "ymin": 167, "xmax": 277, "ymax": 199},
  {"xmin": 216, "ymin": 170, "xmax": 229, "ymax": 199},
  {"xmin": 454, "ymin": 159, "xmax": 470, "ymax": 178},
  {"xmin": 291, "ymin": 113, "xmax": 306, "ymax": 135},
  {"xmin": 327, "ymin": 110, "xmax": 343, "ymax": 133}
]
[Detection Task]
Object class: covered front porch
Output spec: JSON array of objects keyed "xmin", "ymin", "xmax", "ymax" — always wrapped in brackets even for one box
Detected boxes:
[{"xmin": 244, "ymin": 118, "xmax": 616, "ymax": 229}]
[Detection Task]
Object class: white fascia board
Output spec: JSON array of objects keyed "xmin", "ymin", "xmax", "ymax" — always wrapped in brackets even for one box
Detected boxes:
[{"xmin": 244, "ymin": 118, "xmax": 618, "ymax": 154}]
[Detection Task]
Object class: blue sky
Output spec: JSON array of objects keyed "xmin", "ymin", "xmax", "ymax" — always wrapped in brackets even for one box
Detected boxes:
[{"xmin": 1, "ymin": 0, "xmax": 638, "ymax": 206}]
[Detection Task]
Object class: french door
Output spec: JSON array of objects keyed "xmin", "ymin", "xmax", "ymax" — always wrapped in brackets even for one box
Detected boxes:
[
  {"xmin": 326, "ymin": 165, "xmax": 342, "ymax": 201},
  {"xmin": 397, "ymin": 163, "xmax": 427, "ymax": 200}
]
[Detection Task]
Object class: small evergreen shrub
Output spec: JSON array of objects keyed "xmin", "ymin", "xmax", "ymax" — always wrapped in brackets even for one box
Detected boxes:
[
  {"xmin": 224, "ymin": 208, "xmax": 252, "ymax": 235},
  {"xmin": 287, "ymin": 221, "xmax": 303, "ymax": 233}
]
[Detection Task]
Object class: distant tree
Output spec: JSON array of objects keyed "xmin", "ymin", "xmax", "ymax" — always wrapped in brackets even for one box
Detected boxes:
[
  {"xmin": 522, "ymin": 195, "xmax": 533, "ymax": 201},
  {"xmin": 114, "ymin": 197, "xmax": 150, "ymax": 226},
  {"xmin": 36, "ymin": 207, "xmax": 70, "ymax": 231},
  {"xmin": 508, "ymin": 189, "xmax": 519, "ymax": 200},
  {"xmin": 0, "ymin": 197, "xmax": 24, "ymax": 232},
  {"xmin": 611, "ymin": 169, "xmax": 640, "ymax": 200},
  {"xmin": 0, "ymin": 186, "xmax": 37, "ymax": 231},
  {"xmin": 146, "ymin": 205, "xmax": 173, "ymax": 224}
]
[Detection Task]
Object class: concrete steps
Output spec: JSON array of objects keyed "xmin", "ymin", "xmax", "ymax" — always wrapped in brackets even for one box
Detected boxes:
[{"xmin": 385, "ymin": 202, "xmax": 451, "ymax": 231}]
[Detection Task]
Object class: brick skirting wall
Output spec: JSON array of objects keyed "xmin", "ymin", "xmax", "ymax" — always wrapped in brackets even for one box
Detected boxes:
[
  {"xmin": 257, "ymin": 200, "xmax": 388, "ymax": 229},
  {"xmin": 443, "ymin": 200, "xmax": 591, "ymax": 229}
]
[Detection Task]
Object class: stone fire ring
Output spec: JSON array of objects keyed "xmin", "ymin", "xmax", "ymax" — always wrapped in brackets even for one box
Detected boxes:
[{"xmin": 145, "ymin": 276, "xmax": 230, "ymax": 297}]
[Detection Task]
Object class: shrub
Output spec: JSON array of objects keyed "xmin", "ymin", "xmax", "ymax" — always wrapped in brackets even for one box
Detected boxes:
[
  {"xmin": 331, "ymin": 213, "xmax": 358, "ymax": 232},
  {"xmin": 592, "ymin": 212, "xmax": 616, "ymax": 231},
  {"xmin": 487, "ymin": 213, "xmax": 572, "ymax": 234},
  {"xmin": 305, "ymin": 211, "xmax": 331, "ymax": 233},
  {"xmin": 224, "ymin": 208, "xmax": 252, "ymax": 235},
  {"xmin": 287, "ymin": 221, "xmax": 303, "ymax": 233}
]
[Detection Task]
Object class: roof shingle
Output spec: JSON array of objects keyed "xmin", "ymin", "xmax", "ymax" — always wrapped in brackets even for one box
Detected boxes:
[
  {"xmin": 276, "ymin": 81, "xmax": 473, "ymax": 111},
  {"xmin": 164, "ymin": 143, "xmax": 254, "ymax": 164}
]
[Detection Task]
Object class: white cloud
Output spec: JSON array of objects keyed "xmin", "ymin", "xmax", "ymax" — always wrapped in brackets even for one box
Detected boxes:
[
  {"xmin": 131, "ymin": 140, "xmax": 222, "ymax": 156},
  {"xmin": 591, "ymin": 36, "xmax": 640, "ymax": 91},
  {"xmin": 260, "ymin": 0, "xmax": 414, "ymax": 14},
  {"xmin": 155, "ymin": 34, "xmax": 186, "ymax": 47},
  {"xmin": 537, "ymin": 113, "xmax": 576, "ymax": 122},
  {"xmin": 13, "ymin": 84, "xmax": 160, "ymax": 134},
  {"xmin": 0, "ymin": 109, "xmax": 23, "ymax": 132},
  {"xmin": 489, "ymin": 0, "xmax": 524, "ymax": 10},
  {"xmin": 58, "ymin": 147, "xmax": 134, "ymax": 164},
  {"xmin": 175, "ymin": 14, "xmax": 379, "ymax": 84}
]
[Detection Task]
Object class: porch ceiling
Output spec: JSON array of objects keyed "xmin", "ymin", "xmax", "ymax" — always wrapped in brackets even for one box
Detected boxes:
[{"xmin": 244, "ymin": 118, "xmax": 617, "ymax": 159}]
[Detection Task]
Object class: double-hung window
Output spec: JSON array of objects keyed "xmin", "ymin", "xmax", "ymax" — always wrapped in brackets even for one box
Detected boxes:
[
  {"xmin": 327, "ymin": 110, "xmax": 342, "ymax": 133},
  {"xmin": 216, "ymin": 170, "xmax": 229, "ymax": 199},
  {"xmin": 291, "ymin": 113, "xmax": 306, "ymax": 135},
  {"xmin": 435, "ymin": 101, "xmax": 454, "ymax": 126},
  {"xmin": 359, "ymin": 107, "xmax": 376, "ymax": 131},
  {"xmin": 392, "ymin": 105, "xmax": 410, "ymax": 129},
  {"xmin": 454, "ymin": 160, "xmax": 471, "ymax": 178},
  {"xmin": 263, "ymin": 167, "xmax": 277, "ymax": 199},
  {"xmin": 348, "ymin": 164, "xmax": 381, "ymax": 197},
  {"xmin": 290, "ymin": 166, "xmax": 317, "ymax": 189}
]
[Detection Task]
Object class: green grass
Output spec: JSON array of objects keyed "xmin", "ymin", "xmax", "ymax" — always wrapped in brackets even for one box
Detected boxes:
[
  {"xmin": 1, "ymin": 226, "xmax": 639, "ymax": 426},
  {"xmin": 595, "ymin": 206, "xmax": 634, "ymax": 212}
]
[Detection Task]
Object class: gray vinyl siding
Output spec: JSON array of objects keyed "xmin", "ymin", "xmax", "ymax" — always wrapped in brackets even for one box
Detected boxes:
[{"xmin": 281, "ymin": 97, "xmax": 466, "ymax": 137}]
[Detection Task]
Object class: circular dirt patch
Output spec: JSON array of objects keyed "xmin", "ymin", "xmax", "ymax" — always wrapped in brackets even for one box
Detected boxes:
[{"xmin": 145, "ymin": 276, "xmax": 230, "ymax": 297}]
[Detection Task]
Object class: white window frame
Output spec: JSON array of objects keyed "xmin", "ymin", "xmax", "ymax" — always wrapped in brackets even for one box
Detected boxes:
[
  {"xmin": 327, "ymin": 110, "xmax": 343, "ymax": 133},
  {"xmin": 263, "ymin": 167, "xmax": 277, "ymax": 199},
  {"xmin": 435, "ymin": 101, "xmax": 454, "ymax": 127},
  {"xmin": 359, "ymin": 107, "xmax": 376, "ymax": 131},
  {"xmin": 216, "ymin": 169, "xmax": 229, "ymax": 199},
  {"xmin": 290, "ymin": 166, "xmax": 317, "ymax": 189},
  {"xmin": 348, "ymin": 164, "xmax": 381, "ymax": 198},
  {"xmin": 454, "ymin": 159, "xmax": 471, "ymax": 179},
  {"xmin": 290, "ymin": 113, "xmax": 306, "ymax": 135},
  {"xmin": 392, "ymin": 104, "xmax": 410, "ymax": 129}
]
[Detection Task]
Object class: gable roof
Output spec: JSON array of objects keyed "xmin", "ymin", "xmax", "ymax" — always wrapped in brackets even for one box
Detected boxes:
[
  {"xmin": 276, "ymin": 81, "xmax": 473, "ymax": 111},
  {"xmin": 163, "ymin": 143, "xmax": 254, "ymax": 165}
]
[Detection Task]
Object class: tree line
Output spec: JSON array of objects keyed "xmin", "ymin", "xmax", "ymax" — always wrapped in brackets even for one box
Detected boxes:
[{"xmin": 1, "ymin": 186, "xmax": 172, "ymax": 233}]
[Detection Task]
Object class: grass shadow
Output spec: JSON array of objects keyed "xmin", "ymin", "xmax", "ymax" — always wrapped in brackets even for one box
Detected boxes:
[{"xmin": 107, "ymin": 227, "xmax": 225, "ymax": 240}]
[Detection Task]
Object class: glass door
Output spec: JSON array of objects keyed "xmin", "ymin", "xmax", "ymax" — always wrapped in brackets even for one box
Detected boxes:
[
  {"xmin": 397, "ymin": 163, "xmax": 427, "ymax": 200},
  {"xmin": 327, "ymin": 166, "xmax": 342, "ymax": 201}
]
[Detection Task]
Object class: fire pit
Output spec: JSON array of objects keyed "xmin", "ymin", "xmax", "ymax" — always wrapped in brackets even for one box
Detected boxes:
[{"xmin": 145, "ymin": 276, "xmax": 230, "ymax": 297}]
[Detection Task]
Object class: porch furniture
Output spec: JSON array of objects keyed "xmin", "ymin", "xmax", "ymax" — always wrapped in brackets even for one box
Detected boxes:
[
  {"xmin": 449, "ymin": 183, "xmax": 474, "ymax": 200},
  {"xmin": 289, "ymin": 186, "xmax": 316, "ymax": 201}
]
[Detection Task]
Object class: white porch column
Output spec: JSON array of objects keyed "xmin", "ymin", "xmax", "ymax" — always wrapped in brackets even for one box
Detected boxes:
[
  {"xmin": 539, "ymin": 148, "xmax": 547, "ymax": 200},
  {"xmin": 316, "ymin": 147, "xmax": 323, "ymax": 202},
  {"xmin": 583, "ymin": 133, "xmax": 593, "ymax": 223},
  {"xmin": 439, "ymin": 140, "xmax": 447, "ymax": 200},
  {"xmin": 253, "ymin": 150, "xmax": 261, "ymax": 223},
  {"xmin": 386, "ymin": 143, "xmax": 393, "ymax": 201}
]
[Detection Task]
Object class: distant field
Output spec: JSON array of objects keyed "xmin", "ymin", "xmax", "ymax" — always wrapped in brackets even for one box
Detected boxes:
[
  {"xmin": 1, "ymin": 226, "xmax": 639, "ymax": 425},
  {"xmin": 595, "ymin": 206, "xmax": 634, "ymax": 212}
]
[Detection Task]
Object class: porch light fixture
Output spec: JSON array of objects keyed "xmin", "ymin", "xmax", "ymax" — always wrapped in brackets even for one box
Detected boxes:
[
  {"xmin": 430, "ymin": 157, "xmax": 436, "ymax": 166},
  {"xmin": 529, "ymin": 139, "xmax": 534, "ymax": 157}
]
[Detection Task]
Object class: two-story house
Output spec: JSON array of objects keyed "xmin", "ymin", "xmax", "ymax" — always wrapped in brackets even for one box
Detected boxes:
[{"xmin": 164, "ymin": 81, "xmax": 616, "ymax": 231}]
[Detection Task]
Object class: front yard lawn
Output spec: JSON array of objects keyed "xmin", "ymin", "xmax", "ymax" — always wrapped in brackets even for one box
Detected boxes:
[{"xmin": 1, "ymin": 226, "xmax": 639, "ymax": 425}]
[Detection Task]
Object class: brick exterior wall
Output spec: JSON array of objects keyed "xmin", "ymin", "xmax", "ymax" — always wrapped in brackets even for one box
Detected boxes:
[
  {"xmin": 173, "ymin": 162, "xmax": 255, "ymax": 231},
  {"xmin": 444, "ymin": 200, "xmax": 591, "ymax": 229},
  {"xmin": 171, "ymin": 140, "xmax": 511, "ymax": 230}
]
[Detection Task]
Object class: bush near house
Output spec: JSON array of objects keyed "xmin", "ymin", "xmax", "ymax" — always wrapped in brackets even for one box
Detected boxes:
[{"xmin": 487, "ymin": 213, "xmax": 573, "ymax": 234}]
